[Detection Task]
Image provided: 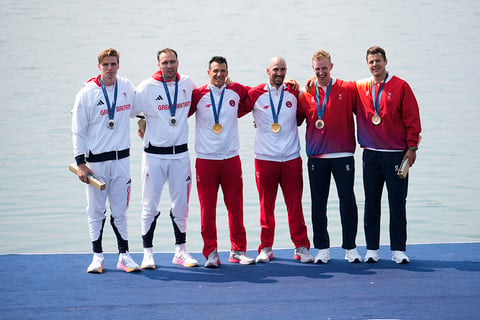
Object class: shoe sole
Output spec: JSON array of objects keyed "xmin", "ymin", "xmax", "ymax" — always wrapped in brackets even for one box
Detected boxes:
[
  {"xmin": 393, "ymin": 258, "xmax": 410, "ymax": 264},
  {"xmin": 117, "ymin": 266, "xmax": 141, "ymax": 272},
  {"xmin": 172, "ymin": 258, "xmax": 199, "ymax": 267},
  {"xmin": 294, "ymin": 255, "xmax": 314, "ymax": 263},
  {"xmin": 228, "ymin": 257, "xmax": 255, "ymax": 265},
  {"xmin": 141, "ymin": 264, "xmax": 156, "ymax": 269},
  {"xmin": 204, "ymin": 262, "xmax": 220, "ymax": 268},
  {"xmin": 87, "ymin": 267, "xmax": 103, "ymax": 274},
  {"xmin": 365, "ymin": 258, "xmax": 379, "ymax": 263},
  {"xmin": 314, "ymin": 259, "xmax": 329, "ymax": 264},
  {"xmin": 255, "ymin": 254, "xmax": 273, "ymax": 263}
]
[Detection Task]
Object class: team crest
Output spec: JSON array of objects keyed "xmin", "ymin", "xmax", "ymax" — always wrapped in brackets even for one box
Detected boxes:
[
  {"xmin": 286, "ymin": 101, "xmax": 292, "ymax": 108},
  {"xmin": 229, "ymin": 100, "xmax": 235, "ymax": 107}
]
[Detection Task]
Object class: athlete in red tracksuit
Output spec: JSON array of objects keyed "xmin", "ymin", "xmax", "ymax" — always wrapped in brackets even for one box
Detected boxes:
[
  {"xmin": 356, "ymin": 46, "xmax": 421, "ymax": 264},
  {"xmin": 190, "ymin": 56, "xmax": 254, "ymax": 267},
  {"xmin": 244, "ymin": 56, "xmax": 313, "ymax": 263},
  {"xmin": 297, "ymin": 49, "xmax": 361, "ymax": 264}
]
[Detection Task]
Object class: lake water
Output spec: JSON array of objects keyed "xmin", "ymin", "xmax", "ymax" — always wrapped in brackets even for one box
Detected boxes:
[{"xmin": 1, "ymin": 0, "xmax": 479, "ymax": 254}]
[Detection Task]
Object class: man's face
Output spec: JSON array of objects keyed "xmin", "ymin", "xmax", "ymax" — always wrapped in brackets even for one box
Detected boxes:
[
  {"xmin": 158, "ymin": 52, "xmax": 179, "ymax": 81},
  {"xmin": 267, "ymin": 58, "xmax": 287, "ymax": 88},
  {"xmin": 98, "ymin": 56, "xmax": 119, "ymax": 84},
  {"xmin": 367, "ymin": 53, "xmax": 387, "ymax": 79},
  {"xmin": 208, "ymin": 62, "xmax": 228, "ymax": 88},
  {"xmin": 312, "ymin": 58, "xmax": 333, "ymax": 86}
]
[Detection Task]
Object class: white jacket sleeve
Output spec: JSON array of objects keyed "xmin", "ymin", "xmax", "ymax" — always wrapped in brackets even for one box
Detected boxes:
[{"xmin": 71, "ymin": 90, "xmax": 89, "ymax": 158}]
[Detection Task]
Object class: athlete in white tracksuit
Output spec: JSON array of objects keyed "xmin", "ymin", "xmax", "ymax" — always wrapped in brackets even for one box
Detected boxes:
[
  {"xmin": 72, "ymin": 48, "xmax": 139, "ymax": 273},
  {"xmin": 132, "ymin": 48, "xmax": 198, "ymax": 268}
]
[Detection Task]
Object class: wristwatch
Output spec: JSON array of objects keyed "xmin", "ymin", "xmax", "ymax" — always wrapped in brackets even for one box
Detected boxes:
[{"xmin": 408, "ymin": 146, "xmax": 418, "ymax": 152}]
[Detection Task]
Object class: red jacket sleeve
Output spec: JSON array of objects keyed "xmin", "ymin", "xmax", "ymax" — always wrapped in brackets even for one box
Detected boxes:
[
  {"xmin": 400, "ymin": 82, "xmax": 422, "ymax": 147},
  {"xmin": 189, "ymin": 85, "xmax": 209, "ymax": 117},
  {"xmin": 297, "ymin": 91, "xmax": 308, "ymax": 126},
  {"xmin": 228, "ymin": 83, "xmax": 253, "ymax": 118}
]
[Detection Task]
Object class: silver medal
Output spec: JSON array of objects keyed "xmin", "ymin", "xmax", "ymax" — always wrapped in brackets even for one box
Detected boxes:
[{"xmin": 107, "ymin": 119, "xmax": 115, "ymax": 129}]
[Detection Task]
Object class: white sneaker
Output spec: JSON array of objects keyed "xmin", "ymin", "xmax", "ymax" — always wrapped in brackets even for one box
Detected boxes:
[
  {"xmin": 255, "ymin": 247, "xmax": 273, "ymax": 263},
  {"xmin": 365, "ymin": 249, "xmax": 380, "ymax": 263},
  {"xmin": 392, "ymin": 250, "xmax": 410, "ymax": 264},
  {"xmin": 117, "ymin": 252, "xmax": 141, "ymax": 272},
  {"xmin": 314, "ymin": 249, "xmax": 331, "ymax": 264},
  {"xmin": 204, "ymin": 249, "xmax": 221, "ymax": 268},
  {"xmin": 294, "ymin": 246, "xmax": 314, "ymax": 263},
  {"xmin": 172, "ymin": 245, "xmax": 199, "ymax": 267},
  {"xmin": 345, "ymin": 248, "xmax": 362, "ymax": 263},
  {"xmin": 87, "ymin": 253, "xmax": 104, "ymax": 273},
  {"xmin": 141, "ymin": 248, "xmax": 156, "ymax": 269},
  {"xmin": 229, "ymin": 250, "xmax": 255, "ymax": 265}
]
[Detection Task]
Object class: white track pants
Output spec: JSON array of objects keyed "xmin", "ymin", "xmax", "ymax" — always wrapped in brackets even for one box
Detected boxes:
[
  {"xmin": 86, "ymin": 158, "xmax": 131, "ymax": 243},
  {"xmin": 141, "ymin": 152, "xmax": 192, "ymax": 236}
]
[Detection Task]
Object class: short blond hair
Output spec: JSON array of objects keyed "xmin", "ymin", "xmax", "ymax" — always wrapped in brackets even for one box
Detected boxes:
[
  {"xmin": 98, "ymin": 48, "xmax": 119, "ymax": 64},
  {"xmin": 312, "ymin": 50, "xmax": 331, "ymax": 63}
]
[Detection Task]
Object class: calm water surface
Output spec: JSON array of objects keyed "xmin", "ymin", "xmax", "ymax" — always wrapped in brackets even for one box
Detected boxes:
[{"xmin": 1, "ymin": 0, "xmax": 479, "ymax": 254}]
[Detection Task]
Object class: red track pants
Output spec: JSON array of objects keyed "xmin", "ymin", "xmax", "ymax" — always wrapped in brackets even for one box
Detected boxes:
[
  {"xmin": 196, "ymin": 156, "xmax": 247, "ymax": 258},
  {"xmin": 255, "ymin": 157, "xmax": 310, "ymax": 252}
]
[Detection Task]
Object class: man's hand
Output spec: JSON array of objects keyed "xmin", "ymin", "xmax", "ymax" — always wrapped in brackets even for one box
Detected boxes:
[
  {"xmin": 304, "ymin": 76, "xmax": 316, "ymax": 90},
  {"xmin": 77, "ymin": 163, "xmax": 94, "ymax": 184},
  {"xmin": 137, "ymin": 118, "xmax": 146, "ymax": 139},
  {"xmin": 285, "ymin": 79, "xmax": 299, "ymax": 91},
  {"xmin": 403, "ymin": 149, "xmax": 417, "ymax": 166}
]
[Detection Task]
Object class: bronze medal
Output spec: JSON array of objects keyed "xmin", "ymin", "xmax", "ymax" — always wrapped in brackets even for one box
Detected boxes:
[
  {"xmin": 271, "ymin": 123, "xmax": 281, "ymax": 133},
  {"xmin": 372, "ymin": 114, "xmax": 381, "ymax": 125},
  {"xmin": 212, "ymin": 123, "xmax": 223, "ymax": 134},
  {"xmin": 315, "ymin": 119, "xmax": 325, "ymax": 130}
]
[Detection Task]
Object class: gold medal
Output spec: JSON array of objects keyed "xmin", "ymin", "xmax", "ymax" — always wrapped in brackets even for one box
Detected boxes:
[
  {"xmin": 271, "ymin": 123, "xmax": 281, "ymax": 133},
  {"xmin": 372, "ymin": 114, "xmax": 381, "ymax": 125},
  {"xmin": 212, "ymin": 123, "xmax": 223, "ymax": 134},
  {"xmin": 315, "ymin": 119, "xmax": 325, "ymax": 130}
]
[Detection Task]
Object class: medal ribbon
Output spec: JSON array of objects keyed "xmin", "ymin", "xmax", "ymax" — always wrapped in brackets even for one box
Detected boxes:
[
  {"xmin": 267, "ymin": 85, "xmax": 284, "ymax": 124},
  {"xmin": 371, "ymin": 72, "xmax": 389, "ymax": 115},
  {"xmin": 315, "ymin": 79, "xmax": 332, "ymax": 121},
  {"xmin": 209, "ymin": 87, "xmax": 226, "ymax": 125},
  {"xmin": 99, "ymin": 79, "xmax": 118, "ymax": 120},
  {"xmin": 162, "ymin": 77, "xmax": 178, "ymax": 118}
]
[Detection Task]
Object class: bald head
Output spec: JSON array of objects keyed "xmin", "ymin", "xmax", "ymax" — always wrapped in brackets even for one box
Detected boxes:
[
  {"xmin": 268, "ymin": 56, "xmax": 286, "ymax": 68},
  {"xmin": 267, "ymin": 56, "xmax": 287, "ymax": 88}
]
